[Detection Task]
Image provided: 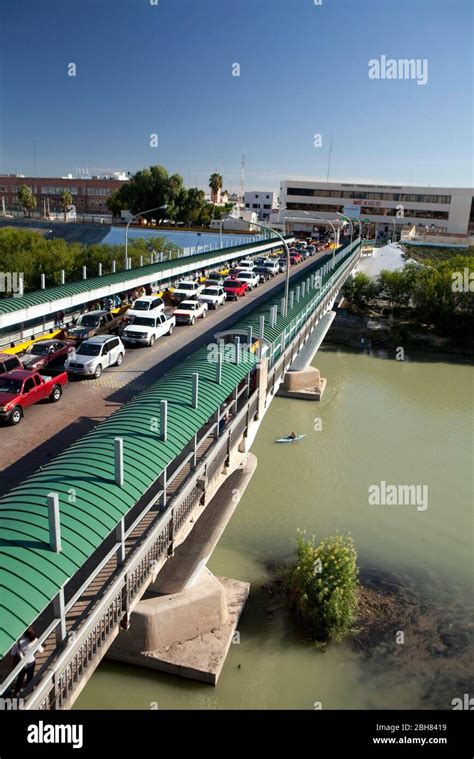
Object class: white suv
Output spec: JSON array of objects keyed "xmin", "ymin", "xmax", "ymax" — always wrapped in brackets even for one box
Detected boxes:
[
  {"xmin": 65, "ymin": 335, "xmax": 125, "ymax": 379},
  {"xmin": 199, "ymin": 285, "xmax": 226, "ymax": 309}
]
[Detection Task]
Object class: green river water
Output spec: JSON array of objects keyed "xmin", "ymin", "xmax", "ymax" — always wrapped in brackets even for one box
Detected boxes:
[{"xmin": 76, "ymin": 346, "xmax": 473, "ymax": 710}]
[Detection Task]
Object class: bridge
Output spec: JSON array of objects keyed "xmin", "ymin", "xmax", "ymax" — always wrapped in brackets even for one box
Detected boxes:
[
  {"xmin": 0, "ymin": 237, "xmax": 361, "ymax": 708},
  {"xmin": 0, "ymin": 235, "xmax": 291, "ymax": 348}
]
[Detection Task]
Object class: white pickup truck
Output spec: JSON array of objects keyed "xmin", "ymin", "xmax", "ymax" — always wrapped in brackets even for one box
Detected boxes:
[
  {"xmin": 174, "ymin": 300, "xmax": 208, "ymax": 325},
  {"xmin": 199, "ymin": 285, "xmax": 226, "ymax": 309},
  {"xmin": 171, "ymin": 280, "xmax": 204, "ymax": 303},
  {"xmin": 122, "ymin": 313, "xmax": 175, "ymax": 347},
  {"xmin": 236, "ymin": 270, "xmax": 259, "ymax": 290}
]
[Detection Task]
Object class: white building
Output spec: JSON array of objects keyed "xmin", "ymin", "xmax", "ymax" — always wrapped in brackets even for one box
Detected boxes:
[
  {"xmin": 210, "ymin": 209, "xmax": 259, "ymax": 232},
  {"xmin": 244, "ymin": 190, "xmax": 278, "ymax": 220},
  {"xmin": 278, "ymin": 180, "xmax": 474, "ymax": 237}
]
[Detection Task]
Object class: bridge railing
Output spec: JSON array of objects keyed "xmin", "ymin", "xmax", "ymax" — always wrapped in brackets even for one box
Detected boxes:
[
  {"xmin": 16, "ymin": 241, "xmax": 361, "ymax": 710},
  {"xmin": 23, "ymin": 381, "xmax": 256, "ymax": 710}
]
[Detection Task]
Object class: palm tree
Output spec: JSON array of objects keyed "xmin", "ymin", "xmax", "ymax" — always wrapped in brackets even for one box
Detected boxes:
[
  {"xmin": 209, "ymin": 172, "xmax": 223, "ymax": 204},
  {"xmin": 17, "ymin": 185, "xmax": 37, "ymax": 217},
  {"xmin": 60, "ymin": 190, "xmax": 73, "ymax": 221}
]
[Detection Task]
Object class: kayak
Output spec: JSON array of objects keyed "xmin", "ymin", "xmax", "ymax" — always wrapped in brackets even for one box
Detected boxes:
[{"xmin": 275, "ymin": 435, "xmax": 306, "ymax": 443}]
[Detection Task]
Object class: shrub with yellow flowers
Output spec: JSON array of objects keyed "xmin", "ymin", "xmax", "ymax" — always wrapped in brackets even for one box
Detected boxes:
[{"xmin": 283, "ymin": 531, "xmax": 359, "ymax": 645}]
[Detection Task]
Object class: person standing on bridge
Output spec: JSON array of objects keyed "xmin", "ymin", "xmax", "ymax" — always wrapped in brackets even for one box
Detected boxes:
[{"xmin": 11, "ymin": 627, "xmax": 44, "ymax": 696}]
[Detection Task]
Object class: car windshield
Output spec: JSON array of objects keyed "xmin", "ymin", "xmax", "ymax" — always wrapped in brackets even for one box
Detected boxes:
[
  {"xmin": 77, "ymin": 314, "xmax": 100, "ymax": 327},
  {"xmin": 132, "ymin": 300, "xmax": 150, "ymax": 311},
  {"xmin": 178, "ymin": 283, "xmax": 195, "ymax": 290},
  {"xmin": 202, "ymin": 288, "xmax": 218, "ymax": 295},
  {"xmin": 25, "ymin": 342, "xmax": 51, "ymax": 355},
  {"xmin": 225, "ymin": 281, "xmax": 239, "ymax": 287},
  {"xmin": 178, "ymin": 303, "xmax": 196, "ymax": 310},
  {"xmin": 0, "ymin": 378, "xmax": 22, "ymax": 393},
  {"xmin": 76, "ymin": 343, "xmax": 101, "ymax": 356},
  {"xmin": 130, "ymin": 317, "xmax": 155, "ymax": 327}
]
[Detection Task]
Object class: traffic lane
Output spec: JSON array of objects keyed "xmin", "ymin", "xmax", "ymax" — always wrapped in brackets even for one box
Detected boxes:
[{"xmin": 0, "ymin": 255, "xmax": 321, "ymax": 491}]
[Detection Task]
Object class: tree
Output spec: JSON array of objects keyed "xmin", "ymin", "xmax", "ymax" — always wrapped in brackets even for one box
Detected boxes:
[
  {"xmin": 176, "ymin": 188, "xmax": 206, "ymax": 226},
  {"xmin": 209, "ymin": 172, "xmax": 223, "ymax": 203},
  {"xmin": 60, "ymin": 190, "xmax": 73, "ymax": 222},
  {"xmin": 283, "ymin": 532, "xmax": 359, "ymax": 645},
  {"xmin": 112, "ymin": 165, "xmax": 181, "ymax": 221},
  {"xmin": 378, "ymin": 270, "xmax": 412, "ymax": 309},
  {"xmin": 107, "ymin": 190, "xmax": 126, "ymax": 217},
  {"xmin": 342, "ymin": 272, "xmax": 381, "ymax": 311},
  {"xmin": 17, "ymin": 185, "xmax": 37, "ymax": 217}
]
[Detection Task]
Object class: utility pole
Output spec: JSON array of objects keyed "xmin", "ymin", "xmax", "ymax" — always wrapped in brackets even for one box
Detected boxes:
[
  {"xmin": 326, "ymin": 135, "xmax": 333, "ymax": 182},
  {"xmin": 240, "ymin": 153, "xmax": 245, "ymax": 203}
]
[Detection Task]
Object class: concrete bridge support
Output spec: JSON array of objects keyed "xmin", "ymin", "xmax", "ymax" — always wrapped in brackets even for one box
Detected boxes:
[
  {"xmin": 279, "ymin": 365, "xmax": 326, "ymax": 400},
  {"xmin": 108, "ymin": 453, "xmax": 257, "ymax": 684},
  {"xmin": 277, "ymin": 310, "xmax": 336, "ymax": 401}
]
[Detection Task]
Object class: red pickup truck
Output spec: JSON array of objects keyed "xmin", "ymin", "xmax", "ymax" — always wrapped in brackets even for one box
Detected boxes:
[
  {"xmin": 223, "ymin": 278, "xmax": 248, "ymax": 301},
  {"xmin": 0, "ymin": 369, "xmax": 68, "ymax": 425}
]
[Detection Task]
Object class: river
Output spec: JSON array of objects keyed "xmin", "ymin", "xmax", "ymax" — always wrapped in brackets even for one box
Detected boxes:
[{"xmin": 75, "ymin": 346, "xmax": 473, "ymax": 710}]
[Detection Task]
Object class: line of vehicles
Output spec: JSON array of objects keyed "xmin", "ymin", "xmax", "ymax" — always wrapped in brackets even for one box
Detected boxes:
[{"xmin": 0, "ymin": 239, "xmax": 331, "ymax": 424}]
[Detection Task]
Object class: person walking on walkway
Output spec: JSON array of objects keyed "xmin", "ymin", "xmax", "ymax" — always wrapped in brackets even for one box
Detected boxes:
[{"xmin": 12, "ymin": 627, "xmax": 44, "ymax": 695}]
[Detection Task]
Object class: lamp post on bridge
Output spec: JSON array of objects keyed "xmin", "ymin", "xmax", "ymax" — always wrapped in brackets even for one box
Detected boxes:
[
  {"xmin": 239, "ymin": 217, "xmax": 291, "ymax": 317},
  {"xmin": 125, "ymin": 204, "xmax": 167, "ymax": 269},
  {"xmin": 336, "ymin": 212, "xmax": 353, "ymax": 248}
]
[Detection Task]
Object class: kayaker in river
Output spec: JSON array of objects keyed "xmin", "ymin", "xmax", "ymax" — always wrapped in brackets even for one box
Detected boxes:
[{"xmin": 288, "ymin": 432, "xmax": 297, "ymax": 440}]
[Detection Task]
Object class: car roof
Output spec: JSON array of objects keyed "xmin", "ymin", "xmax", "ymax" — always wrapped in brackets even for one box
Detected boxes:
[
  {"xmin": 81, "ymin": 309, "xmax": 107, "ymax": 316},
  {"xmin": 1, "ymin": 369, "xmax": 33, "ymax": 380},
  {"xmin": 0, "ymin": 353, "xmax": 20, "ymax": 360},
  {"xmin": 84, "ymin": 334, "xmax": 118, "ymax": 344},
  {"xmin": 134, "ymin": 294, "xmax": 162, "ymax": 301}
]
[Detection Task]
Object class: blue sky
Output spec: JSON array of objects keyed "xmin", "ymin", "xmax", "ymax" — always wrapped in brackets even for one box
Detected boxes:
[{"xmin": 1, "ymin": 0, "xmax": 472, "ymax": 191}]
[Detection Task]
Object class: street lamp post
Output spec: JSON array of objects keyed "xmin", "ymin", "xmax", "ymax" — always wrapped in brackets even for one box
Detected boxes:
[
  {"xmin": 240, "ymin": 218, "xmax": 291, "ymax": 316},
  {"xmin": 125, "ymin": 205, "xmax": 167, "ymax": 268},
  {"xmin": 336, "ymin": 212, "xmax": 353, "ymax": 248}
]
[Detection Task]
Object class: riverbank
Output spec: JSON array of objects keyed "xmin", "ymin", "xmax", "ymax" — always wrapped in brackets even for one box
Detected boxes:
[
  {"xmin": 326, "ymin": 310, "xmax": 474, "ymax": 358},
  {"xmin": 264, "ymin": 564, "xmax": 473, "ymax": 709}
]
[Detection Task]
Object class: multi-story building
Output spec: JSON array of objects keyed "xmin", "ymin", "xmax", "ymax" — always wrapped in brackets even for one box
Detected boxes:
[
  {"xmin": 0, "ymin": 174, "xmax": 127, "ymax": 215},
  {"xmin": 244, "ymin": 190, "xmax": 278, "ymax": 221},
  {"xmin": 278, "ymin": 180, "xmax": 474, "ymax": 237}
]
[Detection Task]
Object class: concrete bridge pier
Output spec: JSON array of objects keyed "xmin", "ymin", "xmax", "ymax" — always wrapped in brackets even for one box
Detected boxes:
[
  {"xmin": 277, "ymin": 310, "xmax": 336, "ymax": 401},
  {"xmin": 279, "ymin": 365, "xmax": 327, "ymax": 401},
  {"xmin": 108, "ymin": 453, "xmax": 257, "ymax": 684}
]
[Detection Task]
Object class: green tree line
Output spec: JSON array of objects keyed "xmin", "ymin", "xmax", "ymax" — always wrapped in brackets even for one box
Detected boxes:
[
  {"xmin": 342, "ymin": 256, "xmax": 474, "ymax": 332},
  {"xmin": 0, "ymin": 227, "xmax": 177, "ymax": 293}
]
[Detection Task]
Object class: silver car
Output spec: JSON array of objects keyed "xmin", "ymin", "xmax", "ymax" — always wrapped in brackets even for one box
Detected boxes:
[{"xmin": 65, "ymin": 335, "xmax": 125, "ymax": 379}]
